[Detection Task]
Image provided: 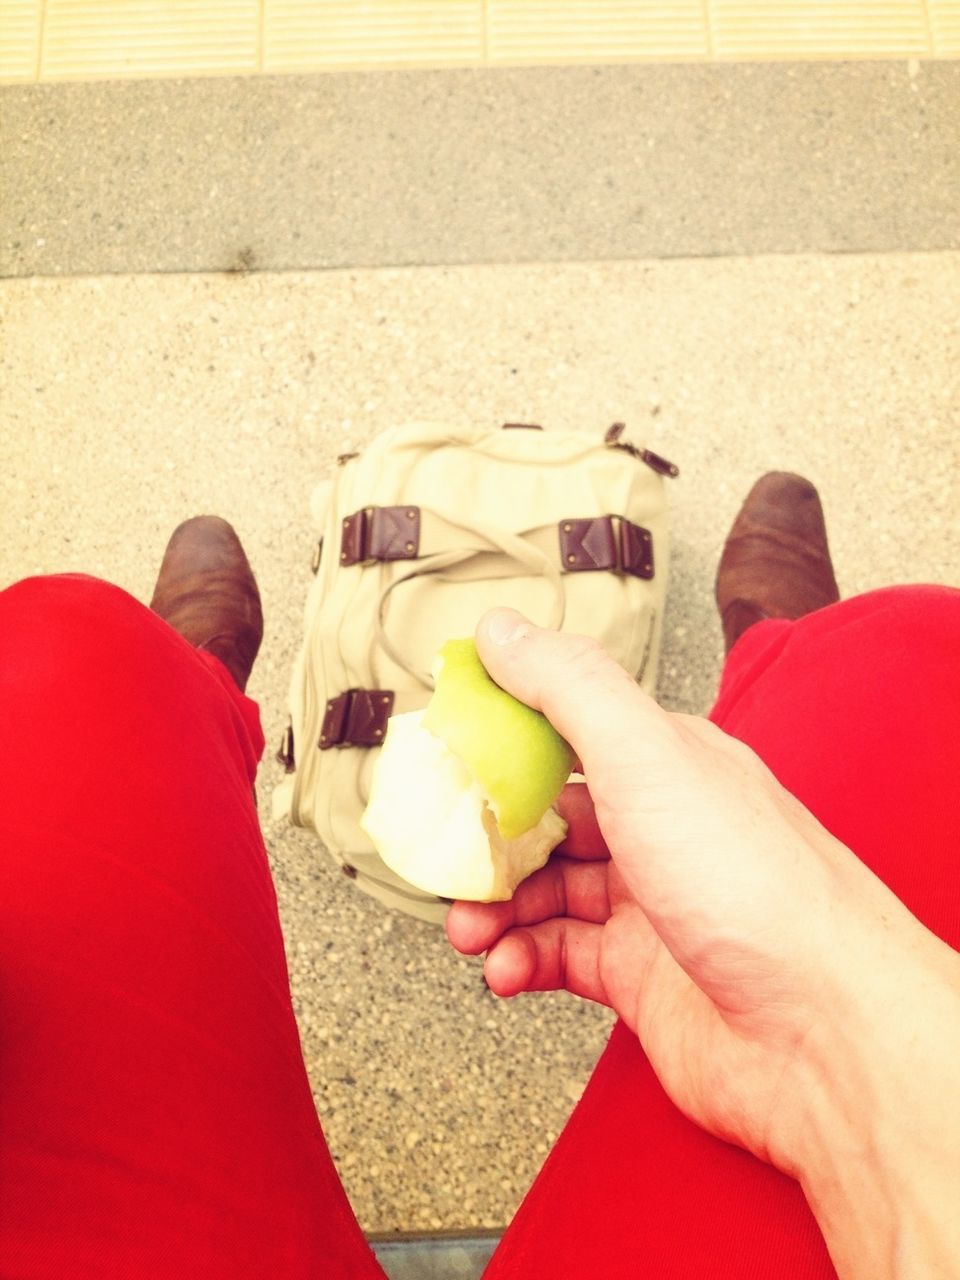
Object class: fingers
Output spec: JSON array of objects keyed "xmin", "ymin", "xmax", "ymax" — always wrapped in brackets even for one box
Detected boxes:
[
  {"xmin": 555, "ymin": 781, "xmax": 609, "ymax": 861},
  {"xmin": 473, "ymin": 611, "xmax": 764, "ymax": 936},
  {"xmin": 446, "ymin": 855, "xmax": 612, "ymax": 955},
  {"xmin": 483, "ymin": 919, "xmax": 607, "ymax": 1005}
]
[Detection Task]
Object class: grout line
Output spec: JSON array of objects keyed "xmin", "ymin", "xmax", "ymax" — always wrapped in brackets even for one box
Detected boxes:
[
  {"xmin": 34, "ymin": 0, "xmax": 47, "ymax": 81},
  {"xmin": 257, "ymin": 0, "xmax": 265, "ymax": 73},
  {"xmin": 920, "ymin": 0, "xmax": 935, "ymax": 56},
  {"xmin": 702, "ymin": 0, "xmax": 715, "ymax": 59}
]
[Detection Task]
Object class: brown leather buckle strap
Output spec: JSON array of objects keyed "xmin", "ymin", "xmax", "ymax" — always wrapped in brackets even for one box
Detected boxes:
[
  {"xmin": 619, "ymin": 520, "xmax": 655, "ymax": 578},
  {"xmin": 319, "ymin": 689, "xmax": 394, "ymax": 749},
  {"xmin": 340, "ymin": 506, "xmax": 421, "ymax": 567},
  {"xmin": 559, "ymin": 516, "xmax": 655, "ymax": 580}
]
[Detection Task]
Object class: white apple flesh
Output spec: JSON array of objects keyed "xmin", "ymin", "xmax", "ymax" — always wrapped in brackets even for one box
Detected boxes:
[{"xmin": 361, "ymin": 709, "xmax": 567, "ymax": 901}]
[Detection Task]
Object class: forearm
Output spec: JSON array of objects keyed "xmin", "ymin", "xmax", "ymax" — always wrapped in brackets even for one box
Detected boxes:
[{"xmin": 794, "ymin": 916, "xmax": 960, "ymax": 1279}]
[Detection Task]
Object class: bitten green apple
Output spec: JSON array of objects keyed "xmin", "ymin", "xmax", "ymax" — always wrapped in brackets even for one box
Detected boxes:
[{"xmin": 360, "ymin": 638, "xmax": 574, "ymax": 902}]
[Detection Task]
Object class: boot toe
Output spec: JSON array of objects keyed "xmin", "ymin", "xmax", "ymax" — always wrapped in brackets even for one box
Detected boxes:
[
  {"xmin": 150, "ymin": 517, "xmax": 263, "ymax": 692},
  {"xmin": 716, "ymin": 473, "xmax": 839, "ymax": 655}
]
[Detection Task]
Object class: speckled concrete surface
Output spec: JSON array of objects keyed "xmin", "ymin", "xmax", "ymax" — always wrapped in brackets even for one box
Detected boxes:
[
  {"xmin": 1, "ymin": 253, "xmax": 958, "ymax": 1231},
  {"xmin": 3, "ymin": 61, "xmax": 960, "ymax": 278}
]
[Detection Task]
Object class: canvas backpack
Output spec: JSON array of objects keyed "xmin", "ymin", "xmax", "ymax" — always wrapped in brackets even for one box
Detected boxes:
[{"xmin": 273, "ymin": 421, "xmax": 677, "ymax": 923}]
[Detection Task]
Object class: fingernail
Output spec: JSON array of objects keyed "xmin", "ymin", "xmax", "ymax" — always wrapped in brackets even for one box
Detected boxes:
[{"xmin": 484, "ymin": 608, "xmax": 528, "ymax": 646}]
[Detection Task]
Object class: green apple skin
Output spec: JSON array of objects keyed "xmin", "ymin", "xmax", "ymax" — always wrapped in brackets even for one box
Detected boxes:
[{"xmin": 423, "ymin": 638, "xmax": 575, "ymax": 839}]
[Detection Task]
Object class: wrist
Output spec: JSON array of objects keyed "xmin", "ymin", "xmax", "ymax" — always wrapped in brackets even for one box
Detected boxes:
[{"xmin": 787, "ymin": 909, "xmax": 960, "ymax": 1279}]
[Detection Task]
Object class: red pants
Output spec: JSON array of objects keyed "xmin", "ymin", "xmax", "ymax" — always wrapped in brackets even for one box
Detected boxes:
[{"xmin": 1, "ymin": 577, "xmax": 958, "ymax": 1278}]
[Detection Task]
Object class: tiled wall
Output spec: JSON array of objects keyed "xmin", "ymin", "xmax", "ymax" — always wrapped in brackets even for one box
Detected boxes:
[{"xmin": 2, "ymin": 0, "xmax": 958, "ymax": 82}]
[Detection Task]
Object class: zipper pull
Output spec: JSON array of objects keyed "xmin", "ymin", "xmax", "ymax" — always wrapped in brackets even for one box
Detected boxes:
[
  {"xmin": 605, "ymin": 423, "xmax": 680, "ymax": 479},
  {"xmin": 276, "ymin": 722, "xmax": 296, "ymax": 773},
  {"xmin": 639, "ymin": 448, "xmax": 679, "ymax": 479}
]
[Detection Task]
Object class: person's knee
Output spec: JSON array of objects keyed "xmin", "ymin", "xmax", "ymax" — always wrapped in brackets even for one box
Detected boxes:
[{"xmin": 0, "ymin": 574, "xmax": 160, "ymax": 700}]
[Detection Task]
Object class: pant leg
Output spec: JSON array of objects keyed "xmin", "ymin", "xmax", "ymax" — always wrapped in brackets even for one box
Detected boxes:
[
  {"xmin": 482, "ymin": 584, "xmax": 960, "ymax": 1279},
  {"xmin": 0, "ymin": 576, "xmax": 385, "ymax": 1280}
]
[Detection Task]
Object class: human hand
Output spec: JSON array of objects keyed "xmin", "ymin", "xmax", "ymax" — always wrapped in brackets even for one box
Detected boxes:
[{"xmin": 446, "ymin": 611, "xmax": 960, "ymax": 1275}]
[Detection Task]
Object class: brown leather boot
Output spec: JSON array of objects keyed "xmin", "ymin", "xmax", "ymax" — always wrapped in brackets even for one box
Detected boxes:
[
  {"xmin": 150, "ymin": 516, "xmax": 263, "ymax": 692},
  {"xmin": 715, "ymin": 472, "xmax": 840, "ymax": 656}
]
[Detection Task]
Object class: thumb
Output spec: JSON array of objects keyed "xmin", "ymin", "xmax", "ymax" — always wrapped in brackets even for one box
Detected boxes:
[{"xmin": 475, "ymin": 608, "xmax": 678, "ymax": 802}]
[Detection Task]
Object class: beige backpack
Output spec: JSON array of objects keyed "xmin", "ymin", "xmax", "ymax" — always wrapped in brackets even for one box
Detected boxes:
[{"xmin": 273, "ymin": 422, "xmax": 677, "ymax": 923}]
